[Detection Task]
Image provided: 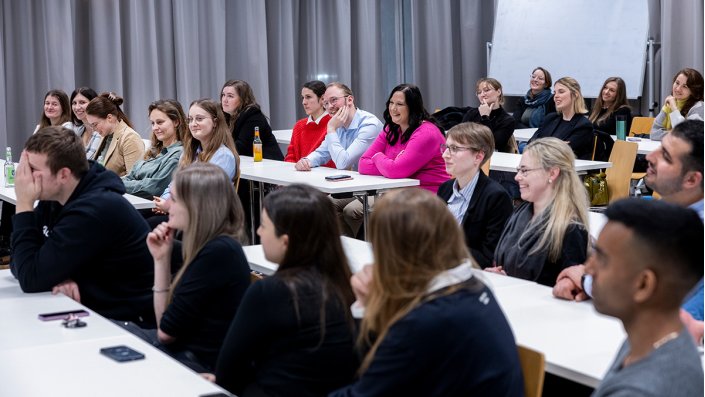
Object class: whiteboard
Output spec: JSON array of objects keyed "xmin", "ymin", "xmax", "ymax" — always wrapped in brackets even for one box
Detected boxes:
[{"xmin": 489, "ymin": 0, "xmax": 649, "ymax": 99}]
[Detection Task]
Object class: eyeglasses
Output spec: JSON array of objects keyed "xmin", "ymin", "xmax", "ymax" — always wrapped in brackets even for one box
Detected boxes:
[
  {"xmin": 322, "ymin": 95, "xmax": 349, "ymax": 109},
  {"xmin": 530, "ymin": 74, "xmax": 546, "ymax": 82},
  {"xmin": 515, "ymin": 167, "xmax": 542, "ymax": 177},
  {"xmin": 440, "ymin": 143, "xmax": 476, "ymax": 155},
  {"xmin": 187, "ymin": 115, "xmax": 212, "ymax": 124},
  {"xmin": 476, "ymin": 87, "xmax": 495, "ymax": 95},
  {"xmin": 89, "ymin": 119, "xmax": 104, "ymax": 129}
]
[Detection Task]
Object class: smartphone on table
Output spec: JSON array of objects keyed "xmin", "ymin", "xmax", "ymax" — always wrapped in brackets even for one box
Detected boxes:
[
  {"xmin": 325, "ymin": 174, "xmax": 353, "ymax": 182},
  {"xmin": 38, "ymin": 309, "xmax": 90, "ymax": 321},
  {"xmin": 100, "ymin": 345, "xmax": 145, "ymax": 362}
]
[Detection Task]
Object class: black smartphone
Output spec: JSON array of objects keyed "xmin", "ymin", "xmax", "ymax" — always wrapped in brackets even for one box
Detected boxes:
[
  {"xmin": 325, "ymin": 174, "xmax": 353, "ymax": 182},
  {"xmin": 100, "ymin": 345, "xmax": 146, "ymax": 362},
  {"xmin": 38, "ymin": 309, "xmax": 90, "ymax": 321}
]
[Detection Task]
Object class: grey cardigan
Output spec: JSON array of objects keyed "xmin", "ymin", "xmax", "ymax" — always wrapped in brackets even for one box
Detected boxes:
[{"xmin": 651, "ymin": 101, "xmax": 703, "ymax": 141}]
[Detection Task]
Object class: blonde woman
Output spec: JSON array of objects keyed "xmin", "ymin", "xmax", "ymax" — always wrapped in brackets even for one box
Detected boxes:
[
  {"xmin": 528, "ymin": 77, "xmax": 594, "ymax": 159},
  {"xmin": 489, "ymin": 137, "xmax": 590, "ymax": 286},
  {"xmin": 138, "ymin": 163, "xmax": 250, "ymax": 372},
  {"xmin": 330, "ymin": 188, "xmax": 523, "ymax": 396}
]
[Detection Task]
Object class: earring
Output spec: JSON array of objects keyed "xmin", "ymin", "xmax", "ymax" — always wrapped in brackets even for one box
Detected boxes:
[{"xmin": 548, "ymin": 179, "xmax": 552, "ymax": 184}]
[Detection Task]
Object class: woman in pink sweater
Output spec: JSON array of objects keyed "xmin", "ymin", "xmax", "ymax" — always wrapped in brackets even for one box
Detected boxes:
[
  {"xmin": 358, "ymin": 84, "xmax": 449, "ymax": 192},
  {"xmin": 284, "ymin": 80, "xmax": 334, "ymax": 167}
]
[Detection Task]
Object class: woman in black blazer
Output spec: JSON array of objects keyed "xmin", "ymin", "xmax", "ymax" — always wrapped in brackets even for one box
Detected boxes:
[
  {"xmin": 437, "ymin": 122, "xmax": 513, "ymax": 268},
  {"xmin": 529, "ymin": 77, "xmax": 594, "ymax": 160}
]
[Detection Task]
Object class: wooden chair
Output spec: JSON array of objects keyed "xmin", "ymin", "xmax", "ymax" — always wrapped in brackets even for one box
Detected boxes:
[
  {"xmin": 517, "ymin": 345, "xmax": 545, "ymax": 397},
  {"xmin": 481, "ymin": 156, "xmax": 491, "ymax": 176},
  {"xmin": 629, "ymin": 116, "xmax": 655, "ymax": 137},
  {"xmin": 606, "ymin": 140, "xmax": 638, "ymax": 202}
]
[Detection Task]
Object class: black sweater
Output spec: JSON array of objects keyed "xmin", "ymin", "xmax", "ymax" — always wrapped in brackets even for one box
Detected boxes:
[
  {"xmin": 160, "ymin": 236, "xmax": 251, "ymax": 370},
  {"xmin": 10, "ymin": 162, "xmax": 155, "ymax": 325},
  {"xmin": 529, "ymin": 112, "xmax": 594, "ymax": 160},
  {"xmin": 231, "ymin": 106, "xmax": 283, "ymax": 160},
  {"xmin": 461, "ymin": 106, "xmax": 515, "ymax": 153}
]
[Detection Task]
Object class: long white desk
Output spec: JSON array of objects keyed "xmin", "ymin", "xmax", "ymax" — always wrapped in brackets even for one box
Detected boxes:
[
  {"xmin": 513, "ymin": 128, "xmax": 538, "ymax": 142},
  {"xmin": 0, "ymin": 172, "xmax": 154, "ymax": 209},
  {"xmin": 243, "ymin": 236, "xmax": 373, "ymax": 276},
  {"xmin": 239, "ymin": 156, "xmax": 419, "ymax": 238},
  {"xmin": 272, "ymin": 129, "xmax": 293, "ymax": 154},
  {"xmin": 488, "ymin": 152, "xmax": 611, "ymax": 173},
  {"xmin": 621, "ymin": 136, "xmax": 659, "ymax": 155},
  {"xmin": 0, "ymin": 270, "xmax": 231, "ymax": 396}
]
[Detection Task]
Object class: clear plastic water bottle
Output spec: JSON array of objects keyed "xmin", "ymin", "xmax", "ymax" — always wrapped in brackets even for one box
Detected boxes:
[{"xmin": 4, "ymin": 147, "xmax": 15, "ymax": 188}]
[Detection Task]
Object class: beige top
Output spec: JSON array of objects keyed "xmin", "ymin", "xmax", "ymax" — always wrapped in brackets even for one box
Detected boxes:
[{"xmin": 101, "ymin": 119, "xmax": 145, "ymax": 176}]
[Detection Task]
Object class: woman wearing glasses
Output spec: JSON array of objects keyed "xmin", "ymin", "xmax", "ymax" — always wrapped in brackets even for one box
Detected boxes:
[
  {"xmin": 358, "ymin": 84, "xmax": 448, "ymax": 192},
  {"xmin": 330, "ymin": 188, "xmax": 523, "ymax": 396},
  {"xmin": 122, "ymin": 100, "xmax": 186, "ymax": 199},
  {"xmin": 144, "ymin": 162, "xmax": 250, "ymax": 373},
  {"xmin": 488, "ymin": 138, "xmax": 589, "ymax": 286},
  {"xmin": 462, "ymin": 78, "xmax": 516, "ymax": 154},
  {"xmin": 85, "ymin": 92, "xmax": 145, "ymax": 176},
  {"xmin": 528, "ymin": 77, "xmax": 594, "ymax": 160},
  {"xmin": 221, "ymin": 79, "xmax": 283, "ymax": 160},
  {"xmin": 153, "ymin": 99, "xmax": 239, "ymax": 216},
  {"xmin": 513, "ymin": 66, "xmax": 556, "ymax": 129},
  {"xmin": 437, "ymin": 122, "xmax": 513, "ymax": 268}
]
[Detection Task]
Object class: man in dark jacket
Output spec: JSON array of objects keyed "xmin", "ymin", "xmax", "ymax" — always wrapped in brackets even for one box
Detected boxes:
[{"xmin": 11, "ymin": 126, "xmax": 155, "ymax": 327}]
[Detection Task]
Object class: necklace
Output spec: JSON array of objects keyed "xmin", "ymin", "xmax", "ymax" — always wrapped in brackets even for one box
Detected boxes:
[{"xmin": 653, "ymin": 331, "xmax": 679, "ymax": 350}]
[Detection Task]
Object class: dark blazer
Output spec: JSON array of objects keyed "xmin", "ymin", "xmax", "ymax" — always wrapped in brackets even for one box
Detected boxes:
[
  {"xmin": 231, "ymin": 106, "xmax": 283, "ymax": 160},
  {"xmin": 529, "ymin": 112, "xmax": 594, "ymax": 160},
  {"xmin": 437, "ymin": 172, "xmax": 513, "ymax": 268}
]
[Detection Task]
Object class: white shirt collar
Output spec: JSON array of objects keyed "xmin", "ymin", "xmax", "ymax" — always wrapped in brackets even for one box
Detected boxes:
[
  {"xmin": 307, "ymin": 112, "xmax": 327, "ymax": 125},
  {"xmin": 426, "ymin": 260, "xmax": 475, "ymax": 293}
]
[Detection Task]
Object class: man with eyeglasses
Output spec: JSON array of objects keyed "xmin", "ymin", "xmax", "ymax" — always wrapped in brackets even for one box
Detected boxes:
[
  {"xmin": 295, "ymin": 82, "xmax": 383, "ymax": 237},
  {"xmin": 295, "ymin": 82, "xmax": 382, "ymax": 172},
  {"xmin": 9, "ymin": 126, "xmax": 155, "ymax": 327}
]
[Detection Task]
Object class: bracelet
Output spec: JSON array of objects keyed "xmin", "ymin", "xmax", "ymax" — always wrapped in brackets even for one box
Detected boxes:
[{"xmin": 152, "ymin": 286, "xmax": 170, "ymax": 293}]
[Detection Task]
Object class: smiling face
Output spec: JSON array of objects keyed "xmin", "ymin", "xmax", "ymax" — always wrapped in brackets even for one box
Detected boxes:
[
  {"xmin": 188, "ymin": 105, "xmax": 216, "ymax": 145},
  {"xmin": 672, "ymin": 73, "xmax": 692, "ymax": 101},
  {"xmin": 71, "ymin": 93, "xmax": 91, "ymax": 122},
  {"xmin": 44, "ymin": 95, "xmax": 64, "ymax": 124},
  {"xmin": 257, "ymin": 209, "xmax": 288, "ymax": 264},
  {"xmin": 221, "ymin": 86, "xmax": 241, "ymax": 116},
  {"xmin": 515, "ymin": 151, "xmax": 553, "ymax": 203},
  {"xmin": 388, "ymin": 91, "xmax": 410, "ymax": 130},
  {"xmin": 644, "ymin": 133, "xmax": 691, "ymax": 197},
  {"xmin": 323, "ymin": 86, "xmax": 350, "ymax": 115},
  {"xmin": 553, "ymin": 82, "xmax": 573, "ymax": 113},
  {"xmin": 301, "ymin": 87, "xmax": 324, "ymax": 118},
  {"xmin": 530, "ymin": 69, "xmax": 547, "ymax": 93},
  {"xmin": 442, "ymin": 137, "xmax": 477, "ymax": 178},
  {"xmin": 150, "ymin": 109, "xmax": 177, "ymax": 146},
  {"xmin": 601, "ymin": 81, "xmax": 618, "ymax": 106}
]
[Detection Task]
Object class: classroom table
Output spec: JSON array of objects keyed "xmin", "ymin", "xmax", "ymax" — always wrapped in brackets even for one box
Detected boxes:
[
  {"xmin": 0, "ymin": 170, "xmax": 154, "ymax": 209},
  {"xmin": 238, "ymin": 156, "xmax": 419, "ymax": 239},
  {"xmin": 513, "ymin": 127, "xmax": 538, "ymax": 142},
  {"xmin": 0, "ymin": 270, "xmax": 232, "ymax": 397},
  {"xmin": 242, "ymin": 235, "xmax": 625, "ymax": 388},
  {"xmin": 488, "ymin": 152, "xmax": 611, "ymax": 173},
  {"xmin": 242, "ymin": 236, "xmax": 373, "ymax": 276},
  {"xmin": 272, "ymin": 129, "xmax": 292, "ymax": 154},
  {"xmin": 619, "ymin": 136, "xmax": 660, "ymax": 155}
]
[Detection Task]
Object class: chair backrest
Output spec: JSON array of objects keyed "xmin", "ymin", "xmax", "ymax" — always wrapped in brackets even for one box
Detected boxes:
[
  {"xmin": 606, "ymin": 140, "xmax": 638, "ymax": 202},
  {"xmin": 481, "ymin": 156, "xmax": 491, "ymax": 176},
  {"xmin": 591, "ymin": 130, "xmax": 615, "ymax": 162},
  {"xmin": 629, "ymin": 116, "xmax": 655, "ymax": 136},
  {"xmin": 518, "ymin": 345, "xmax": 545, "ymax": 397}
]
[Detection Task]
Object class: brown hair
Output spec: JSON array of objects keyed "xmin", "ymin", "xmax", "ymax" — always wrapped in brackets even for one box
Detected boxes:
[
  {"xmin": 85, "ymin": 92, "xmax": 134, "ymax": 128},
  {"xmin": 145, "ymin": 100, "xmax": 187, "ymax": 160},
  {"xmin": 24, "ymin": 126, "xmax": 89, "ymax": 177},
  {"xmin": 221, "ymin": 80, "xmax": 261, "ymax": 126},
  {"xmin": 358, "ymin": 188, "xmax": 473, "ymax": 372},
  {"xmin": 38, "ymin": 89, "xmax": 72, "ymax": 128},
  {"xmin": 532, "ymin": 67, "xmax": 553, "ymax": 90},
  {"xmin": 589, "ymin": 77, "xmax": 630, "ymax": 125},
  {"xmin": 475, "ymin": 77, "xmax": 505, "ymax": 105},
  {"xmin": 673, "ymin": 68, "xmax": 704, "ymax": 117},
  {"xmin": 446, "ymin": 122, "xmax": 495, "ymax": 166}
]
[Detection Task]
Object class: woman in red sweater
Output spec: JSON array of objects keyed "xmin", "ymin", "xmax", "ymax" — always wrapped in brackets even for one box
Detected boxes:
[{"xmin": 284, "ymin": 80, "xmax": 334, "ymax": 167}]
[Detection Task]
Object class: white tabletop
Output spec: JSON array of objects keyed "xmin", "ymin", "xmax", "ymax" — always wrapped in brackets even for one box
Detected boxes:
[
  {"xmin": 0, "ymin": 170, "xmax": 154, "ymax": 209},
  {"xmin": 243, "ymin": 236, "xmax": 373, "ymax": 276},
  {"xmin": 273, "ymin": 129, "xmax": 293, "ymax": 145},
  {"xmin": 0, "ymin": 270, "xmax": 231, "ymax": 396},
  {"xmin": 488, "ymin": 152, "xmax": 611, "ymax": 173},
  {"xmin": 239, "ymin": 156, "xmax": 419, "ymax": 194},
  {"xmin": 620, "ymin": 136, "xmax": 660, "ymax": 155},
  {"xmin": 513, "ymin": 128, "xmax": 537, "ymax": 142}
]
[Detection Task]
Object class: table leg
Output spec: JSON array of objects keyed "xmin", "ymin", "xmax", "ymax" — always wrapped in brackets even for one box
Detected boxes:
[
  {"xmin": 249, "ymin": 180, "xmax": 256, "ymax": 242},
  {"xmin": 354, "ymin": 191, "xmax": 370, "ymax": 240}
]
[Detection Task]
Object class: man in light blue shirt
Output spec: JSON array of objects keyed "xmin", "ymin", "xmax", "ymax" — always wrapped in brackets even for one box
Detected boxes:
[
  {"xmin": 295, "ymin": 82, "xmax": 382, "ymax": 172},
  {"xmin": 295, "ymin": 82, "xmax": 383, "ymax": 237}
]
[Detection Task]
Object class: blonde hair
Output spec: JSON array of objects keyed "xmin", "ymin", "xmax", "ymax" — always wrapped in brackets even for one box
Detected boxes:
[
  {"xmin": 359, "ymin": 189, "xmax": 473, "ymax": 372},
  {"xmin": 554, "ymin": 77, "xmax": 588, "ymax": 115},
  {"xmin": 522, "ymin": 138, "xmax": 590, "ymax": 261},
  {"xmin": 168, "ymin": 163, "xmax": 246, "ymax": 302},
  {"xmin": 475, "ymin": 77, "xmax": 505, "ymax": 105}
]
